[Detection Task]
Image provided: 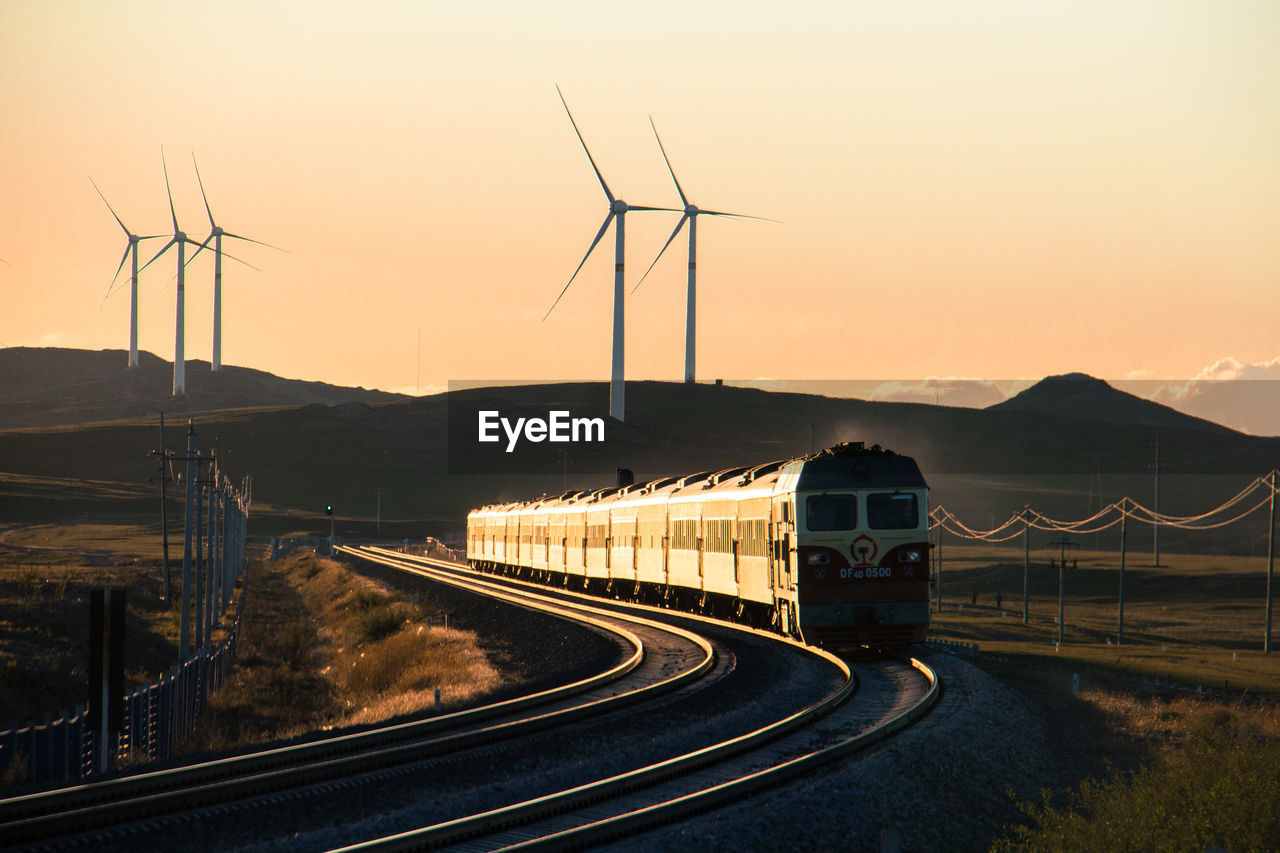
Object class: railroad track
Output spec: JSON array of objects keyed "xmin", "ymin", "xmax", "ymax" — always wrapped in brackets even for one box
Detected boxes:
[
  {"xmin": 323, "ymin": 549, "xmax": 939, "ymax": 853},
  {"xmin": 0, "ymin": 554, "xmax": 716, "ymax": 848},
  {"xmin": 2, "ymin": 549, "xmax": 937, "ymax": 851}
]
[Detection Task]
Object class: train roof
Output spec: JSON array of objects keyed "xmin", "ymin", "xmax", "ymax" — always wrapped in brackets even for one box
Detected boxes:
[
  {"xmin": 468, "ymin": 442, "xmax": 925, "ymax": 517},
  {"xmin": 792, "ymin": 443, "xmax": 927, "ymax": 491}
]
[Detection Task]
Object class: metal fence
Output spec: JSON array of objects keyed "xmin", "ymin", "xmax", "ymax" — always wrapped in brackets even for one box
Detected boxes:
[
  {"xmin": 1, "ymin": 587, "xmax": 246, "ymax": 788},
  {"xmin": 1, "ymin": 433, "xmax": 252, "ymax": 791}
]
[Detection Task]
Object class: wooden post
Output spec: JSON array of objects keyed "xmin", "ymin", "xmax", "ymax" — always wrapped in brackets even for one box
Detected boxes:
[{"xmin": 87, "ymin": 589, "xmax": 125, "ymax": 774}]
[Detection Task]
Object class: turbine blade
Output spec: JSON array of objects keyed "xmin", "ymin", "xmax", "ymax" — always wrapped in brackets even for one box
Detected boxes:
[
  {"xmin": 216, "ymin": 243, "xmax": 262, "ymax": 272},
  {"xmin": 192, "ymin": 152, "xmax": 216, "ymax": 229},
  {"xmin": 649, "ymin": 117, "xmax": 688, "ymax": 208},
  {"xmin": 623, "ymin": 205, "xmax": 682, "ymax": 213},
  {"xmin": 543, "ymin": 212, "xmax": 613, "ymax": 321},
  {"xmin": 188, "ymin": 237, "xmax": 261, "ymax": 272},
  {"xmin": 186, "ymin": 234, "xmax": 214, "ymax": 267},
  {"xmin": 161, "ymin": 147, "xmax": 179, "ymax": 233},
  {"xmin": 139, "ymin": 238, "xmax": 176, "ymax": 275},
  {"xmin": 632, "ymin": 214, "xmax": 688, "ymax": 294},
  {"xmin": 556, "ymin": 85, "xmax": 613, "ymax": 203},
  {"xmin": 222, "ymin": 231, "xmax": 286, "ymax": 252},
  {"xmin": 99, "ymin": 279, "xmax": 126, "ymax": 309},
  {"xmin": 108, "ymin": 244, "xmax": 132, "ymax": 291},
  {"xmin": 90, "ymin": 177, "xmax": 131, "ymax": 236},
  {"xmin": 699, "ymin": 209, "xmax": 783, "ymax": 223}
]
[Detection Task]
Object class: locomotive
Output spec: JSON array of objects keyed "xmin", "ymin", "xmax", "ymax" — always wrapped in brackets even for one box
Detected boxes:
[{"xmin": 466, "ymin": 442, "xmax": 931, "ymax": 649}]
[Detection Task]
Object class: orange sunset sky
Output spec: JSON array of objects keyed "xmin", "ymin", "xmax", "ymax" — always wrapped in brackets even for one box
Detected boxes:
[{"xmin": 2, "ymin": 2, "xmax": 1278, "ymax": 403}]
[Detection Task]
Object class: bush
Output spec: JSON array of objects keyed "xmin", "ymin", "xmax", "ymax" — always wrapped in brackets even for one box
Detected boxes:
[
  {"xmin": 994, "ymin": 713, "xmax": 1280, "ymax": 852},
  {"xmin": 277, "ymin": 620, "xmax": 312, "ymax": 670},
  {"xmin": 352, "ymin": 605, "xmax": 403, "ymax": 644}
]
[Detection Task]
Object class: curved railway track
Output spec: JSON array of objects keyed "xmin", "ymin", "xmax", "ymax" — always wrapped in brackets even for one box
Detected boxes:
[
  {"xmin": 2, "ymin": 547, "xmax": 938, "ymax": 852},
  {"xmin": 326, "ymin": 549, "xmax": 939, "ymax": 853},
  {"xmin": 0, "ymin": 554, "xmax": 714, "ymax": 848}
]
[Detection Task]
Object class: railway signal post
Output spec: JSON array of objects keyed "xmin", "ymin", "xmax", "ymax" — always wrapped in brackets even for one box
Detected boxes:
[{"xmin": 327, "ymin": 503, "xmax": 335, "ymax": 556}]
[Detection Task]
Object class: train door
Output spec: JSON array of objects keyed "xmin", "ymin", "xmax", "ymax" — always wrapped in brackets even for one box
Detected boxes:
[
  {"xmin": 771, "ymin": 497, "xmax": 795, "ymax": 591},
  {"xmin": 770, "ymin": 496, "xmax": 796, "ymax": 632},
  {"xmin": 696, "ymin": 515, "xmax": 704, "ymax": 592},
  {"xmin": 661, "ymin": 509, "xmax": 670, "ymax": 586}
]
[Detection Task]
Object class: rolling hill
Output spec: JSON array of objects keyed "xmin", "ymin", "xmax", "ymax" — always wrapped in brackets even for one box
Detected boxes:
[
  {"xmin": 0, "ymin": 347, "xmax": 407, "ymax": 429},
  {"xmin": 2, "ymin": 349, "xmax": 1278, "ymax": 552}
]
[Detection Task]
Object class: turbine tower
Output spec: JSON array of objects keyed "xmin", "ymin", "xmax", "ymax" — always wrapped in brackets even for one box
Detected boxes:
[
  {"xmin": 191, "ymin": 155, "xmax": 280, "ymax": 372},
  {"xmin": 140, "ymin": 149, "xmax": 205, "ymax": 396},
  {"xmin": 633, "ymin": 118, "xmax": 776, "ymax": 384},
  {"xmin": 544, "ymin": 86, "xmax": 676, "ymax": 422},
  {"xmin": 92, "ymin": 178, "xmax": 163, "ymax": 369}
]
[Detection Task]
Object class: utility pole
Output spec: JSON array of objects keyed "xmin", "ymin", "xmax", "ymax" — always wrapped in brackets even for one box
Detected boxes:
[
  {"xmin": 376, "ymin": 489, "xmax": 383, "ymax": 537},
  {"xmin": 150, "ymin": 412, "xmax": 174, "ymax": 601},
  {"xmin": 1048, "ymin": 535, "xmax": 1077, "ymax": 646},
  {"xmin": 1118, "ymin": 498, "xmax": 1127, "ymax": 646},
  {"xmin": 1150, "ymin": 435, "xmax": 1161, "ymax": 567},
  {"xmin": 180, "ymin": 421, "xmax": 195, "ymax": 658},
  {"xmin": 1267, "ymin": 471, "xmax": 1276, "ymax": 654},
  {"xmin": 205, "ymin": 452, "xmax": 218, "ymax": 642},
  {"xmin": 1022, "ymin": 506, "xmax": 1030, "ymax": 624},
  {"xmin": 935, "ymin": 527, "xmax": 943, "ymax": 613},
  {"xmin": 194, "ymin": 449, "xmax": 204, "ymax": 650}
]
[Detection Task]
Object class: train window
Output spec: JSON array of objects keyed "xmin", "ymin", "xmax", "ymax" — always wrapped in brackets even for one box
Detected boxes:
[
  {"xmin": 867, "ymin": 493, "xmax": 919, "ymax": 529},
  {"xmin": 806, "ymin": 494, "xmax": 857, "ymax": 531}
]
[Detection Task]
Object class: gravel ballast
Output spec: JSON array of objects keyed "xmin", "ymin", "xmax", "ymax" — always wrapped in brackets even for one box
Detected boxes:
[{"xmin": 615, "ymin": 650, "xmax": 1052, "ymax": 852}]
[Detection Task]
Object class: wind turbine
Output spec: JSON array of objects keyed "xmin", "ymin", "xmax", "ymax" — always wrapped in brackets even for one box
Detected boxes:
[
  {"xmin": 140, "ymin": 149, "xmax": 206, "ymax": 396},
  {"xmin": 190, "ymin": 155, "xmax": 282, "ymax": 372},
  {"xmin": 544, "ymin": 86, "xmax": 677, "ymax": 422},
  {"xmin": 633, "ymin": 118, "xmax": 777, "ymax": 384},
  {"xmin": 92, "ymin": 178, "xmax": 164, "ymax": 369}
]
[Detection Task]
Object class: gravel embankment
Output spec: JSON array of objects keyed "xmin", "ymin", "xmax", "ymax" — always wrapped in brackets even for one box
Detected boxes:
[
  {"xmin": 223, "ymin": 621, "xmax": 843, "ymax": 852},
  {"xmin": 614, "ymin": 651, "xmax": 1052, "ymax": 853}
]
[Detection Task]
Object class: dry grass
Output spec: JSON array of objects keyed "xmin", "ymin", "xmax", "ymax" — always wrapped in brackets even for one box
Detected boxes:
[
  {"xmin": 931, "ymin": 544, "xmax": 1280, "ymax": 698},
  {"xmin": 0, "ymin": 523, "xmax": 185, "ymax": 724},
  {"xmin": 993, "ymin": 696, "xmax": 1280, "ymax": 852},
  {"xmin": 937, "ymin": 542, "xmax": 1280, "ymax": 851},
  {"xmin": 190, "ymin": 550, "xmax": 499, "ymax": 750}
]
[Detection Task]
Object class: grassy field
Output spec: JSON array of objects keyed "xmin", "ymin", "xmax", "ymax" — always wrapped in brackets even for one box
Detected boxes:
[
  {"xmin": 0, "ymin": 521, "xmax": 182, "ymax": 725},
  {"xmin": 931, "ymin": 543, "xmax": 1280, "ymax": 697}
]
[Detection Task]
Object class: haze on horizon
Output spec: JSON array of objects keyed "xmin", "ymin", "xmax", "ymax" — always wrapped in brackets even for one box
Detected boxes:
[{"xmin": 2, "ymin": 2, "xmax": 1278, "ymax": 409}]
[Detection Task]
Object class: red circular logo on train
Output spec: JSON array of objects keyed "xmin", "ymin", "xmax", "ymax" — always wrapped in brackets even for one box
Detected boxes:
[{"xmin": 850, "ymin": 535, "xmax": 877, "ymax": 567}]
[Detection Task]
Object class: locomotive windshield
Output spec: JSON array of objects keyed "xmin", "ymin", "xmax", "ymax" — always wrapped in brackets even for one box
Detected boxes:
[
  {"xmin": 806, "ymin": 494, "xmax": 857, "ymax": 531},
  {"xmin": 867, "ymin": 493, "xmax": 919, "ymax": 529}
]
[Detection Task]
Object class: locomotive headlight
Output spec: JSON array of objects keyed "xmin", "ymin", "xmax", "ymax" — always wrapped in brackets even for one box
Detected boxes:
[
  {"xmin": 901, "ymin": 550, "xmax": 922, "ymax": 563},
  {"xmin": 806, "ymin": 552, "xmax": 830, "ymax": 566}
]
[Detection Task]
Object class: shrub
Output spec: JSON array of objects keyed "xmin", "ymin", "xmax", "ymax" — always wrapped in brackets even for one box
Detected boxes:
[
  {"xmin": 352, "ymin": 606, "xmax": 403, "ymax": 644},
  {"xmin": 994, "ymin": 712, "xmax": 1280, "ymax": 852},
  {"xmin": 277, "ymin": 620, "xmax": 312, "ymax": 670}
]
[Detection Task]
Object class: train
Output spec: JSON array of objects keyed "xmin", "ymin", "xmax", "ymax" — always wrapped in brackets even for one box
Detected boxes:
[{"xmin": 465, "ymin": 442, "xmax": 932, "ymax": 649}]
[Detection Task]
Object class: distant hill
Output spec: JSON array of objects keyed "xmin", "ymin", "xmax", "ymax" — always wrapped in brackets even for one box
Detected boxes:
[
  {"xmin": 3, "ymin": 353, "xmax": 1279, "ymax": 552},
  {"xmin": 987, "ymin": 372, "xmax": 1230, "ymax": 434},
  {"xmin": 0, "ymin": 347, "xmax": 409, "ymax": 429}
]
